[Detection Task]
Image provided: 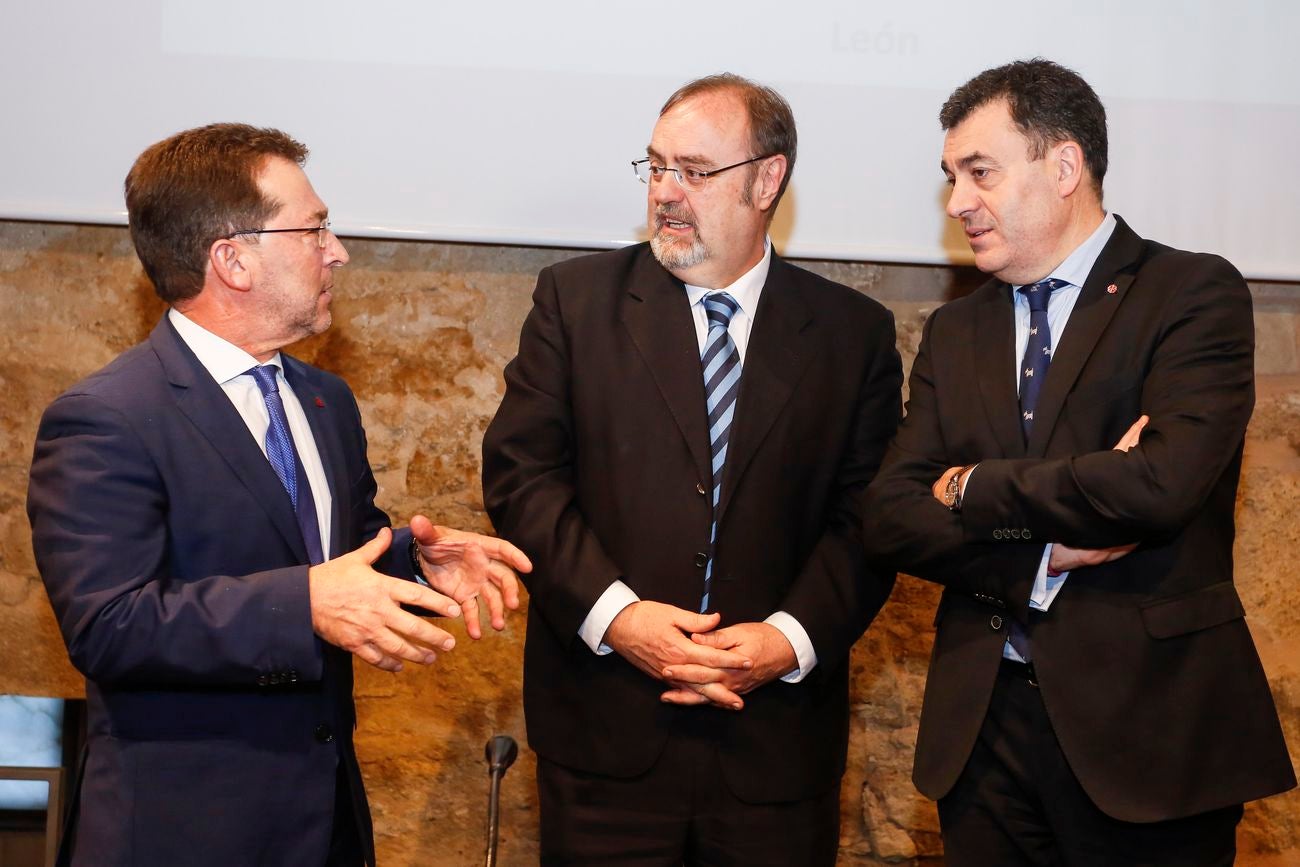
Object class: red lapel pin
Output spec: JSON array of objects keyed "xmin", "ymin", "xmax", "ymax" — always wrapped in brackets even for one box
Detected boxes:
[
  {"xmin": 1106, "ymin": 283, "xmax": 1118, "ymax": 295},
  {"xmin": 314, "ymin": 396, "xmax": 326, "ymax": 408}
]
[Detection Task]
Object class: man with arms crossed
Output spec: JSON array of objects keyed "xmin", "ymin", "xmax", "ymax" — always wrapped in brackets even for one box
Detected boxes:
[
  {"xmin": 27, "ymin": 123, "xmax": 530, "ymax": 867},
  {"xmin": 863, "ymin": 59, "xmax": 1294, "ymax": 865},
  {"xmin": 483, "ymin": 74, "xmax": 902, "ymax": 864}
]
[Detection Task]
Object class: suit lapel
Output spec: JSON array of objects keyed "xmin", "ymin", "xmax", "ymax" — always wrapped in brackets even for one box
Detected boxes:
[
  {"xmin": 716, "ymin": 256, "xmax": 815, "ymax": 523},
  {"xmin": 973, "ymin": 284, "xmax": 1027, "ymax": 459},
  {"xmin": 620, "ymin": 256, "xmax": 713, "ymax": 486},
  {"xmin": 282, "ymin": 357, "xmax": 345, "ymax": 558},
  {"xmin": 149, "ymin": 318, "xmax": 310, "ymax": 562},
  {"xmin": 1025, "ymin": 218, "xmax": 1144, "ymax": 456}
]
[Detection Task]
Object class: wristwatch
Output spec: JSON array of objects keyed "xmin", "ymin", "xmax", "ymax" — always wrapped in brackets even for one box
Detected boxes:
[
  {"xmin": 943, "ymin": 464, "xmax": 977, "ymax": 511},
  {"xmin": 409, "ymin": 537, "xmax": 424, "ymax": 579}
]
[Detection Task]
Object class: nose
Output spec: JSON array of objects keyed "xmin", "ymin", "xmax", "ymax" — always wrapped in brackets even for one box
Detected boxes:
[
  {"xmin": 946, "ymin": 178, "xmax": 975, "ymax": 221},
  {"xmin": 649, "ymin": 170, "xmax": 687, "ymax": 206},
  {"xmin": 324, "ymin": 228, "xmax": 349, "ymax": 267}
]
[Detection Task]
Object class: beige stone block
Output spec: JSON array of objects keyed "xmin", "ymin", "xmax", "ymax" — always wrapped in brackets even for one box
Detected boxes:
[{"xmin": 1256, "ymin": 311, "xmax": 1300, "ymax": 376}]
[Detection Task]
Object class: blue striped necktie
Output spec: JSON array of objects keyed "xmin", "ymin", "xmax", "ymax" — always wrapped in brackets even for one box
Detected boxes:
[
  {"xmin": 248, "ymin": 365, "xmax": 324, "ymax": 565},
  {"xmin": 700, "ymin": 292, "xmax": 742, "ymax": 613}
]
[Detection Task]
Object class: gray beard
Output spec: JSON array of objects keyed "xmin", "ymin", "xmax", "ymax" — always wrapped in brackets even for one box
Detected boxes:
[{"xmin": 650, "ymin": 228, "xmax": 710, "ymax": 273}]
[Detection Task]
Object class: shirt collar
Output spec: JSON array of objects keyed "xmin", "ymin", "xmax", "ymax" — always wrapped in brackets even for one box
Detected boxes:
[
  {"xmin": 168, "ymin": 307, "xmax": 284, "ymax": 385},
  {"xmin": 1013, "ymin": 211, "xmax": 1117, "ymax": 292},
  {"xmin": 682, "ymin": 237, "xmax": 772, "ymax": 318}
]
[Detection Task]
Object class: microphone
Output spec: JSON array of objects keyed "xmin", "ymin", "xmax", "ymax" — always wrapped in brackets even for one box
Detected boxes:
[{"xmin": 483, "ymin": 735, "xmax": 518, "ymax": 867}]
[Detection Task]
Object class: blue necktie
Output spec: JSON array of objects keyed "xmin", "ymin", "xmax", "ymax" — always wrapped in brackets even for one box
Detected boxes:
[
  {"xmin": 1018, "ymin": 278, "xmax": 1066, "ymax": 439},
  {"xmin": 1008, "ymin": 278, "xmax": 1065, "ymax": 663},
  {"xmin": 248, "ymin": 365, "xmax": 324, "ymax": 565},
  {"xmin": 700, "ymin": 292, "xmax": 742, "ymax": 613}
]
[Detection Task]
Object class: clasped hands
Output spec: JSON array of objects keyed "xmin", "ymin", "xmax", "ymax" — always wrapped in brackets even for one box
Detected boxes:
[
  {"xmin": 603, "ymin": 601, "xmax": 798, "ymax": 711},
  {"xmin": 308, "ymin": 514, "xmax": 531, "ymax": 672},
  {"xmin": 931, "ymin": 415, "xmax": 1149, "ymax": 574}
]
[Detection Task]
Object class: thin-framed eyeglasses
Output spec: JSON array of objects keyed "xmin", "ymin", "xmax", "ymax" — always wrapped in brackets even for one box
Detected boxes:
[
  {"xmin": 229, "ymin": 221, "xmax": 333, "ymax": 249},
  {"xmin": 631, "ymin": 155, "xmax": 773, "ymax": 192}
]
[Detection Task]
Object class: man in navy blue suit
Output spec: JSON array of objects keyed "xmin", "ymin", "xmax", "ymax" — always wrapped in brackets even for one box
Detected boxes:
[{"xmin": 27, "ymin": 123, "xmax": 530, "ymax": 867}]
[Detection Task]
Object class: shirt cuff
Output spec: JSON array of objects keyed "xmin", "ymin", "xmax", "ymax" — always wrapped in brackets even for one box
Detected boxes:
[
  {"xmin": 578, "ymin": 580, "xmax": 640, "ymax": 654},
  {"xmin": 1030, "ymin": 544, "xmax": 1069, "ymax": 611},
  {"xmin": 765, "ymin": 610, "xmax": 818, "ymax": 683}
]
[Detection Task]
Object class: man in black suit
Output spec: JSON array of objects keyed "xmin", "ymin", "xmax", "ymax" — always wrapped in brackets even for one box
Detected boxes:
[
  {"xmin": 482, "ymin": 74, "xmax": 902, "ymax": 864},
  {"xmin": 862, "ymin": 59, "xmax": 1295, "ymax": 865},
  {"xmin": 27, "ymin": 123, "xmax": 529, "ymax": 866}
]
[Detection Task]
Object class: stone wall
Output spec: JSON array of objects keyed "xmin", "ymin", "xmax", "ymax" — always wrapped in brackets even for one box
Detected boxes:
[{"xmin": 1, "ymin": 219, "xmax": 1296, "ymax": 865}]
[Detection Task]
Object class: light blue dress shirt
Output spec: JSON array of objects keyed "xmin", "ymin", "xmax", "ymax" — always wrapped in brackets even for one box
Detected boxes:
[{"xmin": 997, "ymin": 213, "xmax": 1117, "ymax": 660}]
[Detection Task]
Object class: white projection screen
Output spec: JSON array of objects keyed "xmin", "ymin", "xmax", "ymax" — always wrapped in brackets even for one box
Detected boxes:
[{"xmin": 3, "ymin": 1, "xmax": 1299, "ymax": 279}]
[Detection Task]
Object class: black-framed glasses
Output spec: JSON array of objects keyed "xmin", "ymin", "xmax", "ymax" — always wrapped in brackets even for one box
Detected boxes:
[
  {"xmin": 632, "ymin": 155, "xmax": 773, "ymax": 191},
  {"xmin": 229, "ymin": 221, "xmax": 332, "ymax": 249}
]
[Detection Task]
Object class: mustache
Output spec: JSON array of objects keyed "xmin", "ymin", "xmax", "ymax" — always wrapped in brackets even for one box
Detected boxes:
[{"xmin": 654, "ymin": 203, "xmax": 695, "ymax": 225}]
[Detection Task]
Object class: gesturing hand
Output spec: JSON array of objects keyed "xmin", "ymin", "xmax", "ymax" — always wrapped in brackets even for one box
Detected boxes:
[
  {"xmin": 603, "ymin": 601, "xmax": 753, "ymax": 709},
  {"xmin": 410, "ymin": 515, "xmax": 531, "ymax": 639},
  {"xmin": 308, "ymin": 528, "xmax": 465, "ymax": 672},
  {"xmin": 659, "ymin": 622, "xmax": 798, "ymax": 710}
]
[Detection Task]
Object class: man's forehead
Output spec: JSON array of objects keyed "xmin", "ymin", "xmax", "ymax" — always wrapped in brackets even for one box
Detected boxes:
[
  {"xmin": 256, "ymin": 156, "xmax": 326, "ymax": 216},
  {"xmin": 943, "ymin": 102, "xmax": 1022, "ymax": 159},
  {"xmin": 651, "ymin": 91, "xmax": 749, "ymax": 156},
  {"xmin": 947, "ymin": 100, "xmax": 1017, "ymax": 140}
]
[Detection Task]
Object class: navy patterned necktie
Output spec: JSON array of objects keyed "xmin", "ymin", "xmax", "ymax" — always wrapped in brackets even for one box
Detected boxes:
[
  {"xmin": 1017, "ymin": 278, "xmax": 1067, "ymax": 439},
  {"xmin": 1007, "ymin": 278, "xmax": 1066, "ymax": 663},
  {"xmin": 248, "ymin": 365, "xmax": 324, "ymax": 565},
  {"xmin": 700, "ymin": 292, "xmax": 743, "ymax": 613}
]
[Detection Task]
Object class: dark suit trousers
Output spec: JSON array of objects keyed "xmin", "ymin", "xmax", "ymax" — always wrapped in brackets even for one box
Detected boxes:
[
  {"xmin": 324, "ymin": 765, "xmax": 365, "ymax": 867},
  {"xmin": 537, "ymin": 715, "xmax": 839, "ymax": 867},
  {"xmin": 938, "ymin": 662, "xmax": 1243, "ymax": 867}
]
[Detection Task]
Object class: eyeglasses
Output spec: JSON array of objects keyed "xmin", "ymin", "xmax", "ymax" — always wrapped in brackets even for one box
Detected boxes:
[
  {"xmin": 229, "ymin": 221, "xmax": 333, "ymax": 249},
  {"xmin": 632, "ymin": 155, "xmax": 773, "ymax": 192}
]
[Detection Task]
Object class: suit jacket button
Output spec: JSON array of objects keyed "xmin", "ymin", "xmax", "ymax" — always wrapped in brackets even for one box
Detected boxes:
[
  {"xmin": 1010, "ymin": 529, "xmax": 1022, "ymax": 540},
  {"xmin": 993, "ymin": 529, "xmax": 1003, "ymax": 540},
  {"xmin": 990, "ymin": 615, "xmax": 1003, "ymax": 631},
  {"xmin": 693, "ymin": 552, "xmax": 709, "ymax": 568},
  {"xmin": 1023, "ymin": 529, "xmax": 1032, "ymax": 540},
  {"xmin": 695, "ymin": 482, "xmax": 707, "ymax": 496},
  {"xmin": 269, "ymin": 673, "xmax": 281, "ymax": 685},
  {"xmin": 314, "ymin": 724, "xmax": 334, "ymax": 744},
  {"xmin": 289, "ymin": 670, "xmax": 299, "ymax": 683}
]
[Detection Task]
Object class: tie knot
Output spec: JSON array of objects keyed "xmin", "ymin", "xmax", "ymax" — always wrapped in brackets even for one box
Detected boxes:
[
  {"xmin": 1019, "ymin": 278, "xmax": 1065, "ymax": 313},
  {"xmin": 248, "ymin": 364, "xmax": 281, "ymax": 397},
  {"xmin": 703, "ymin": 292, "xmax": 740, "ymax": 329}
]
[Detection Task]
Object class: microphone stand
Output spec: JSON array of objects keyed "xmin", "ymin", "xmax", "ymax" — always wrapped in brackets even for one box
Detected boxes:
[{"xmin": 483, "ymin": 735, "xmax": 518, "ymax": 867}]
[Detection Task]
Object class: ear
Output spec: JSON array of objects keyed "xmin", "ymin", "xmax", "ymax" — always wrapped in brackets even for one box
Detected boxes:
[
  {"xmin": 1054, "ymin": 141, "xmax": 1086, "ymax": 199},
  {"xmin": 752, "ymin": 154, "xmax": 788, "ymax": 213},
  {"xmin": 208, "ymin": 237, "xmax": 254, "ymax": 293}
]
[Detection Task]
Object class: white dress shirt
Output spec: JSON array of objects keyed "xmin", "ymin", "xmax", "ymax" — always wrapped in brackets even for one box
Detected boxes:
[
  {"xmin": 168, "ymin": 308, "xmax": 332, "ymax": 558},
  {"xmin": 576, "ymin": 240, "xmax": 818, "ymax": 682}
]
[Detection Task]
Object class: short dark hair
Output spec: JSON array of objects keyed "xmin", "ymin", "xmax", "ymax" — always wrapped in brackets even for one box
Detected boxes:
[
  {"xmin": 660, "ymin": 73, "xmax": 798, "ymax": 213},
  {"xmin": 124, "ymin": 123, "xmax": 308, "ymax": 304},
  {"xmin": 940, "ymin": 58, "xmax": 1108, "ymax": 197}
]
